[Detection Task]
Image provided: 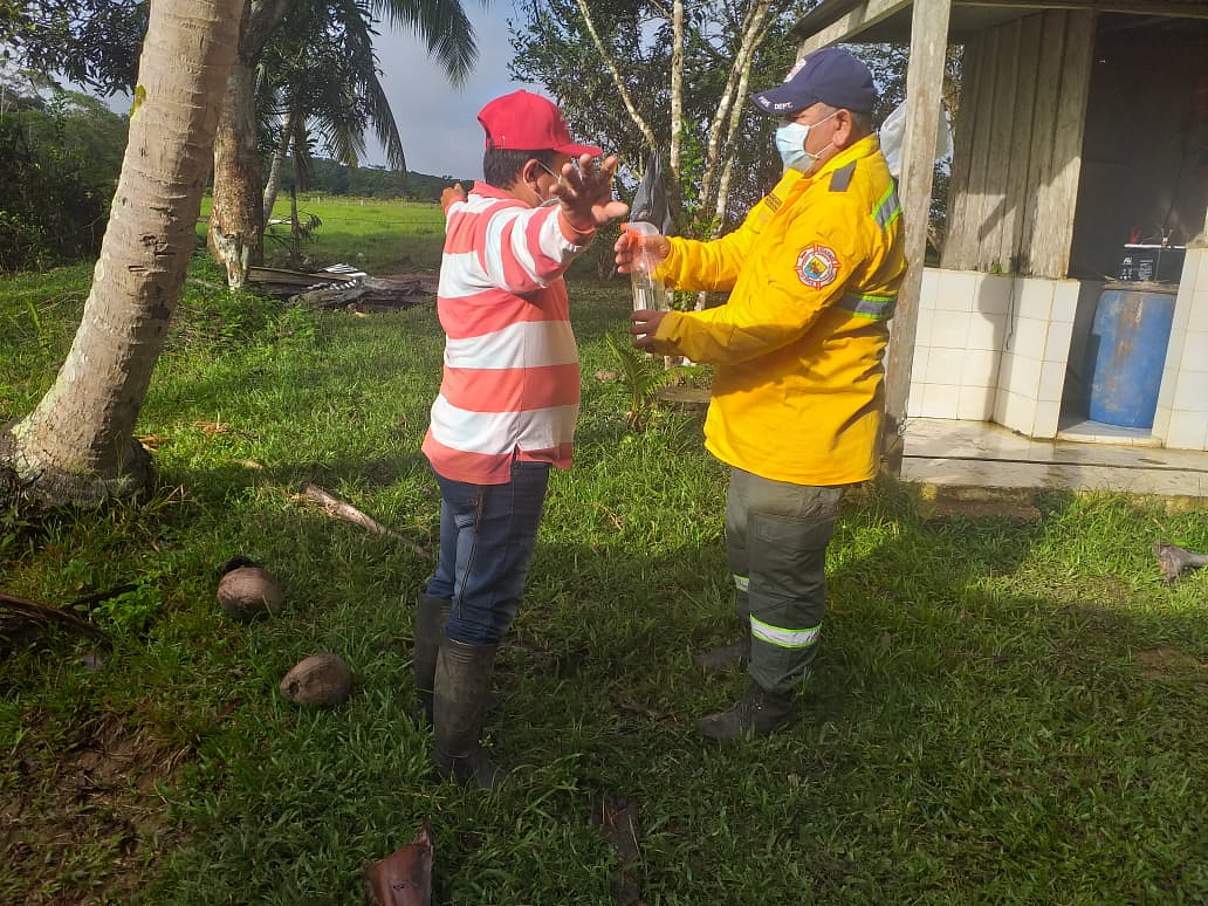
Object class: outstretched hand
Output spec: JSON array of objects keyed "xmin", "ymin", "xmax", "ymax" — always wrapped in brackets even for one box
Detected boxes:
[
  {"xmin": 552, "ymin": 154, "xmax": 628, "ymax": 234},
  {"xmin": 441, "ymin": 183, "xmax": 467, "ymax": 215}
]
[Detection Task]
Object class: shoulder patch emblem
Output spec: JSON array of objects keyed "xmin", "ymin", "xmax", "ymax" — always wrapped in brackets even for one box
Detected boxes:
[
  {"xmin": 763, "ymin": 194, "xmax": 782, "ymax": 212},
  {"xmin": 795, "ymin": 244, "xmax": 840, "ymax": 289}
]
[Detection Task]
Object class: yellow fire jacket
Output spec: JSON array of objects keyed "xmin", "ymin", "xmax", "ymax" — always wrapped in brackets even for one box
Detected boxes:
[{"xmin": 651, "ymin": 134, "xmax": 906, "ymax": 486}]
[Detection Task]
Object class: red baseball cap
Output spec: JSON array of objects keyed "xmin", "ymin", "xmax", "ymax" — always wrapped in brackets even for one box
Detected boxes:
[{"xmin": 477, "ymin": 90, "xmax": 603, "ymax": 157}]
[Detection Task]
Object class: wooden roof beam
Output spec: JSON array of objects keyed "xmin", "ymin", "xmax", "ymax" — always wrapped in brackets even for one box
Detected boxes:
[
  {"xmin": 798, "ymin": 0, "xmax": 912, "ymax": 54},
  {"xmin": 961, "ymin": 1, "xmax": 1208, "ymax": 20},
  {"xmin": 796, "ymin": 0, "xmax": 1208, "ymax": 52}
]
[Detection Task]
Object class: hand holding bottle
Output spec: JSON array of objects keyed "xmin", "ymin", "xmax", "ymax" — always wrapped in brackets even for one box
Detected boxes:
[
  {"xmin": 614, "ymin": 225, "xmax": 671, "ymax": 274},
  {"xmin": 617, "ymin": 222, "xmax": 670, "ymax": 312}
]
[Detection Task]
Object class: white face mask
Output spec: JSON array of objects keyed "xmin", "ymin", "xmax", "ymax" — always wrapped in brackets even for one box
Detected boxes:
[
  {"xmin": 775, "ymin": 110, "xmax": 838, "ymax": 172},
  {"xmin": 533, "ymin": 161, "xmax": 561, "ymax": 205}
]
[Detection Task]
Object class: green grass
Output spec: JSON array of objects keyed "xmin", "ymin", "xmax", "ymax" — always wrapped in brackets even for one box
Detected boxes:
[
  {"xmin": 3, "ymin": 200, "xmax": 1208, "ymax": 904},
  {"xmin": 199, "ymin": 194, "xmax": 447, "ymax": 274}
]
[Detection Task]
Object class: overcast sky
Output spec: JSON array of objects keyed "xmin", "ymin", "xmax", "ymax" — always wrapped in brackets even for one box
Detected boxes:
[
  {"xmin": 77, "ymin": 1, "xmax": 533, "ymax": 181},
  {"xmin": 368, "ymin": 1, "xmax": 534, "ymax": 179}
]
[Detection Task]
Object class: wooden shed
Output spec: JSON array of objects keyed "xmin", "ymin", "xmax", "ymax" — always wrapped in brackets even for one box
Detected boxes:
[{"xmin": 796, "ymin": 1, "xmax": 1208, "ymax": 455}]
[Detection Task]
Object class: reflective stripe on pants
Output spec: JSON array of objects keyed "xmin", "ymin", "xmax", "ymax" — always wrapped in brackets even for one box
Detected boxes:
[{"xmin": 725, "ymin": 468, "xmax": 843, "ymax": 696}]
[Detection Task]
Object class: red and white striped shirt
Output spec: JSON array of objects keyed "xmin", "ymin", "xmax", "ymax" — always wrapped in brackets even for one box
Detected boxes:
[{"xmin": 422, "ymin": 182, "xmax": 588, "ymax": 485}]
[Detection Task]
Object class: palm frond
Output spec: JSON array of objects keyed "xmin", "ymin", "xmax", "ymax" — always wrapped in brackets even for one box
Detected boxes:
[
  {"xmin": 373, "ymin": 0, "xmax": 482, "ymax": 85},
  {"xmin": 364, "ymin": 70, "xmax": 406, "ymax": 172},
  {"xmin": 605, "ymin": 332, "xmax": 674, "ymax": 431}
]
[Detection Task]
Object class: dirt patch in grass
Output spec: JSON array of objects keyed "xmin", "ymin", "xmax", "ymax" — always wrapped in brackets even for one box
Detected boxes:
[
  {"xmin": 1, "ymin": 712, "xmax": 185, "ymax": 904},
  {"xmin": 1136, "ymin": 646, "xmax": 1206, "ymax": 680}
]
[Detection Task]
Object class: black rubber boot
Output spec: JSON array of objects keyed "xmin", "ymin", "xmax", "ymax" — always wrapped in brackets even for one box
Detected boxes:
[
  {"xmin": 697, "ymin": 682, "xmax": 796, "ymax": 741},
  {"xmin": 433, "ymin": 639, "xmax": 500, "ymax": 789},
  {"xmin": 413, "ymin": 593, "xmax": 450, "ymax": 724}
]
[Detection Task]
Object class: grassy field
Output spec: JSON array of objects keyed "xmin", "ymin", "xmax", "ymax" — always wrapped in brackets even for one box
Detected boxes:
[
  {"xmin": 199, "ymin": 194, "xmax": 448, "ymax": 274},
  {"xmin": 3, "ymin": 198, "xmax": 1208, "ymax": 904}
]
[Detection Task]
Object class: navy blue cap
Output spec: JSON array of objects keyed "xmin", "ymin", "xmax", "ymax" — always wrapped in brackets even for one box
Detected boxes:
[{"xmin": 752, "ymin": 48, "xmax": 877, "ymax": 116}]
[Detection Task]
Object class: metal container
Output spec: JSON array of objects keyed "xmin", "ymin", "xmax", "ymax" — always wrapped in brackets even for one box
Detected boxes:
[{"xmin": 1087, "ymin": 285, "xmax": 1177, "ymax": 429}]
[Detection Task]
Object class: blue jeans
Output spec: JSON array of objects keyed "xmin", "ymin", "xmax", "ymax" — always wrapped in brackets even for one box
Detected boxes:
[{"xmin": 426, "ymin": 460, "xmax": 551, "ymax": 645}]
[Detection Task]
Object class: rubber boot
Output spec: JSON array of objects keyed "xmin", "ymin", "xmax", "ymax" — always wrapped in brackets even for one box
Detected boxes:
[
  {"xmin": 433, "ymin": 639, "xmax": 500, "ymax": 789},
  {"xmin": 696, "ymin": 598, "xmax": 751, "ymax": 673},
  {"xmin": 413, "ymin": 593, "xmax": 450, "ymax": 724},
  {"xmin": 697, "ymin": 681, "xmax": 796, "ymax": 741}
]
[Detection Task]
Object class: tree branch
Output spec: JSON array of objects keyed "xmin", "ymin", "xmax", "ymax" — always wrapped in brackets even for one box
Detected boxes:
[
  {"xmin": 669, "ymin": 0, "xmax": 684, "ymax": 180},
  {"xmin": 699, "ymin": 0, "xmax": 770, "ymax": 218},
  {"xmin": 575, "ymin": 0, "xmax": 658, "ymax": 153},
  {"xmin": 713, "ymin": 38, "xmax": 760, "ymax": 231}
]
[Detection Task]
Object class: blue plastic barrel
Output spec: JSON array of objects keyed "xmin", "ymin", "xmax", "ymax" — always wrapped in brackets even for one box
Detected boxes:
[{"xmin": 1087, "ymin": 286, "xmax": 1176, "ymax": 429}]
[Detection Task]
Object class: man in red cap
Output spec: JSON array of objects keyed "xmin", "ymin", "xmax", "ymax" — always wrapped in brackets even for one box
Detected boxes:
[{"xmin": 413, "ymin": 90, "xmax": 626, "ymax": 787}]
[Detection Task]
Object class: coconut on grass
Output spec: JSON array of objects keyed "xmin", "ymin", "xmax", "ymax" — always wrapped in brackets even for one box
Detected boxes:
[
  {"xmin": 280, "ymin": 653, "xmax": 353, "ymax": 708},
  {"xmin": 216, "ymin": 557, "xmax": 284, "ymax": 620}
]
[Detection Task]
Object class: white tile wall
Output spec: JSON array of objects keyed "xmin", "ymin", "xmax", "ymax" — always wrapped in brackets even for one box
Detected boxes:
[
  {"xmin": 920, "ymin": 268, "xmax": 940, "ymax": 306},
  {"xmin": 1011, "ymin": 317, "xmax": 1049, "ymax": 356},
  {"xmin": 973, "ymin": 275, "xmax": 1013, "ymax": 315},
  {"xmin": 937, "ymin": 271, "xmax": 977, "ymax": 311},
  {"xmin": 999, "ymin": 391, "xmax": 1036, "ymax": 435},
  {"xmin": 1183, "ymin": 330, "xmax": 1208, "ymax": 363},
  {"xmin": 1016, "ymin": 277, "xmax": 1053, "ymax": 320},
  {"xmin": 1000, "ymin": 353, "xmax": 1042, "ymax": 399},
  {"xmin": 921, "ymin": 383, "xmax": 961, "ymax": 419},
  {"xmin": 1173, "ymin": 370, "xmax": 1208, "ymax": 412},
  {"xmin": 1044, "ymin": 322, "xmax": 1074, "ymax": 363},
  {"xmin": 1173, "ymin": 280, "xmax": 1193, "ymax": 330},
  {"xmin": 915, "ymin": 308, "xmax": 935, "ymax": 346},
  {"xmin": 1167, "ymin": 410, "xmax": 1208, "ymax": 449},
  {"xmin": 1156, "ymin": 365, "xmax": 1178, "ymax": 412},
  {"xmin": 1039, "ymin": 362, "xmax": 1066, "ymax": 402},
  {"xmin": 1051, "ymin": 282, "xmax": 1080, "ymax": 323},
  {"xmin": 909, "ymin": 268, "xmax": 1075, "ymax": 436},
  {"xmin": 968, "ymin": 313, "xmax": 1007, "ymax": 351},
  {"xmin": 1153, "ymin": 405, "xmax": 1172, "ymax": 439},
  {"xmin": 1190, "ymin": 291, "xmax": 1208, "ymax": 332},
  {"xmin": 1034, "ymin": 400, "xmax": 1061, "ymax": 438},
  {"xmin": 926, "ymin": 348, "xmax": 965, "ymax": 385},
  {"xmin": 958, "ymin": 385, "xmax": 995, "ymax": 420},
  {"xmin": 932, "ymin": 312, "xmax": 970, "ymax": 349},
  {"xmin": 1159, "ymin": 246, "xmax": 1208, "ymax": 451},
  {"xmin": 961, "ymin": 349, "xmax": 1000, "ymax": 387}
]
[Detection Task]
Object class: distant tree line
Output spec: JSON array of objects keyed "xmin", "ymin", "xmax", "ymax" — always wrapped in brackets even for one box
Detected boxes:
[{"xmin": 276, "ymin": 157, "xmax": 473, "ymax": 203}]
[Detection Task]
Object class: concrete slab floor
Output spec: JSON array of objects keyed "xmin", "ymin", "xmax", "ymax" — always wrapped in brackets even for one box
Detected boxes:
[{"xmin": 902, "ymin": 418, "xmax": 1208, "ymax": 498}]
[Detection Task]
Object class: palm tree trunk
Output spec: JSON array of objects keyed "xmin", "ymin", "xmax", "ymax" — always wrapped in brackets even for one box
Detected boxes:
[
  {"xmin": 207, "ymin": 0, "xmax": 292, "ymax": 288},
  {"xmin": 262, "ymin": 113, "xmax": 292, "ymax": 227},
  {"xmin": 288, "ymin": 183, "xmax": 301, "ymax": 268},
  {"xmin": 0, "ymin": 0, "xmax": 243, "ymax": 509},
  {"xmin": 208, "ymin": 57, "xmax": 263, "ymax": 288}
]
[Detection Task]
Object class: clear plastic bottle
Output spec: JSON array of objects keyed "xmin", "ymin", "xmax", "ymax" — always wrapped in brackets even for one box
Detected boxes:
[{"xmin": 624, "ymin": 221, "xmax": 668, "ymax": 312}]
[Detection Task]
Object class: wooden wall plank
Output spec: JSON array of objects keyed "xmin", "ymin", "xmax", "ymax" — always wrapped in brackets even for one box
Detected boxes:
[
  {"xmin": 1021, "ymin": 10, "xmax": 1069, "ymax": 273},
  {"xmin": 954, "ymin": 26, "xmax": 1001, "ymax": 269},
  {"xmin": 940, "ymin": 32, "xmax": 983, "ymax": 269},
  {"xmin": 1032, "ymin": 9, "xmax": 1096, "ymax": 276},
  {"xmin": 977, "ymin": 17, "xmax": 1022, "ymax": 271},
  {"xmin": 999, "ymin": 13, "xmax": 1043, "ymax": 271}
]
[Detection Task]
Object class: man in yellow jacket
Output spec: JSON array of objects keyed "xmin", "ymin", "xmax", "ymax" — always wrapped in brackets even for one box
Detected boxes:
[{"xmin": 618, "ymin": 48, "xmax": 905, "ymax": 739}]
